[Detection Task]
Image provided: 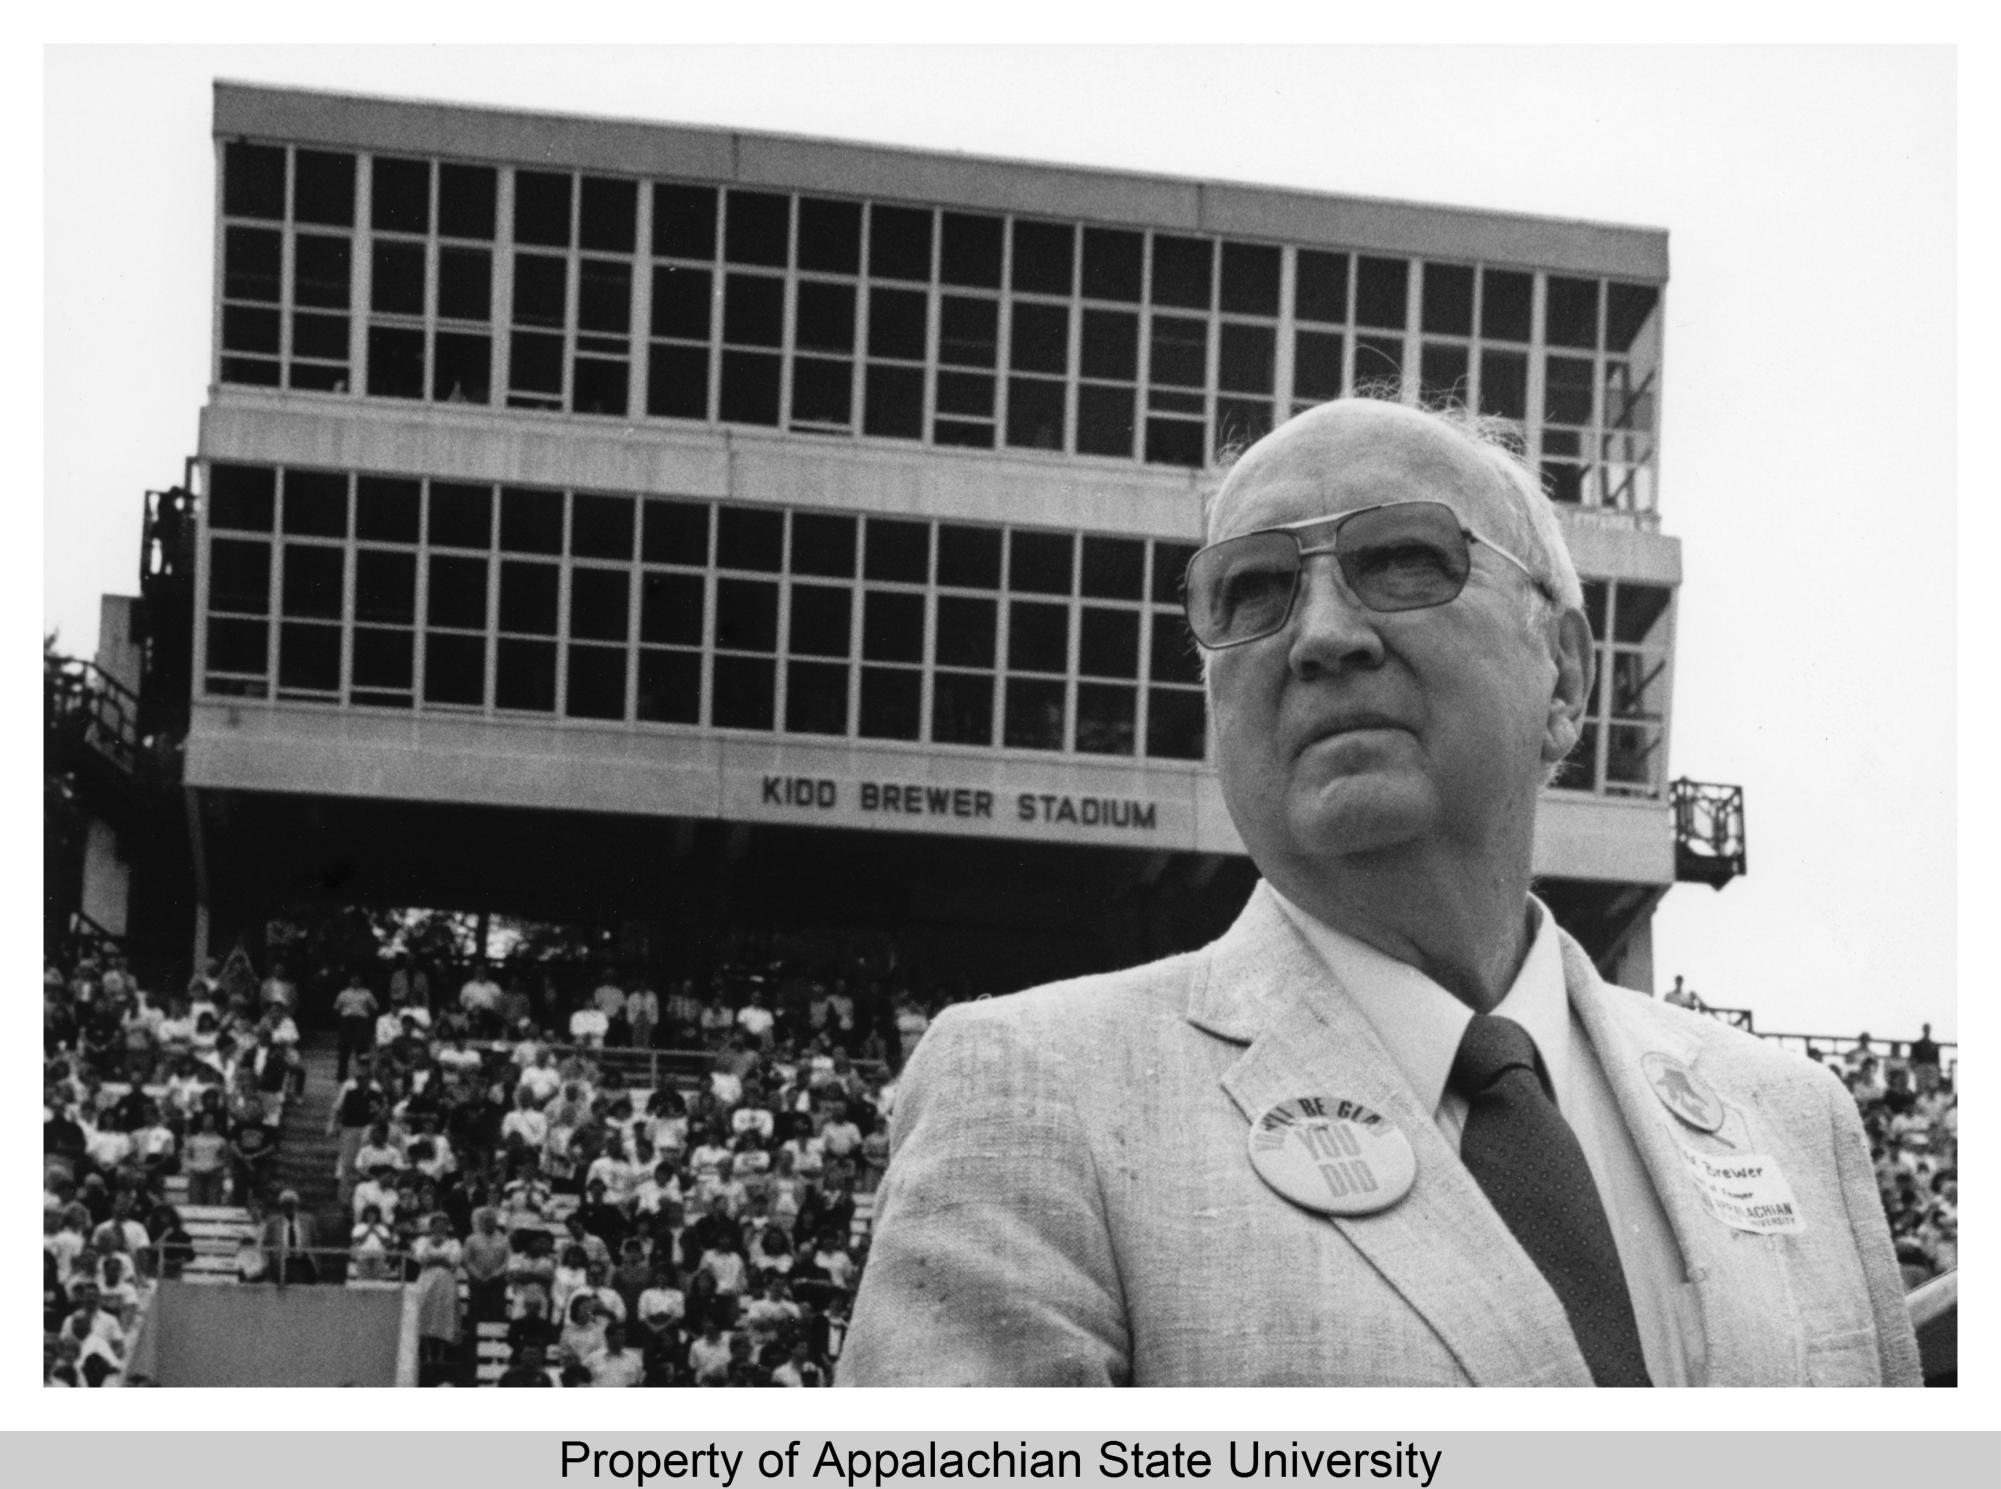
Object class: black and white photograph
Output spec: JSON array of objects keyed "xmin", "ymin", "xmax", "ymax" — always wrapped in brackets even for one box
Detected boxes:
[{"xmin": 40, "ymin": 44, "xmax": 1957, "ymax": 1406}]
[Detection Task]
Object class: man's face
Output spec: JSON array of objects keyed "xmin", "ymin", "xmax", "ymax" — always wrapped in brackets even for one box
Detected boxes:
[{"xmin": 1203, "ymin": 403, "xmax": 1583, "ymax": 885}]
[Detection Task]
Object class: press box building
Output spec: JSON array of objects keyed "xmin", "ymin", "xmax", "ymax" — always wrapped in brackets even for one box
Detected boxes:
[{"xmin": 118, "ymin": 81, "xmax": 1733, "ymax": 992}]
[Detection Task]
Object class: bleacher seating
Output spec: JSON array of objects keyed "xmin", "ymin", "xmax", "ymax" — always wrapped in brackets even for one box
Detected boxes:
[
  {"xmin": 44, "ymin": 934, "xmax": 1955, "ymax": 1387},
  {"xmin": 473, "ymin": 1320, "xmax": 511, "ymax": 1385},
  {"xmin": 169, "ymin": 1206, "xmax": 261, "ymax": 1284}
]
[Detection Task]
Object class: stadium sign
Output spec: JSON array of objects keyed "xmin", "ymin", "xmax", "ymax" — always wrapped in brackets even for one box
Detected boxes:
[
  {"xmin": 736, "ymin": 768, "xmax": 1174, "ymax": 842},
  {"xmin": 183, "ymin": 703, "xmax": 1244, "ymax": 853}
]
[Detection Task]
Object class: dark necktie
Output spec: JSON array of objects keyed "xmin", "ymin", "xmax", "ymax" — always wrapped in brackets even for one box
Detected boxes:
[{"xmin": 1449, "ymin": 1013, "xmax": 1652, "ymax": 1386}]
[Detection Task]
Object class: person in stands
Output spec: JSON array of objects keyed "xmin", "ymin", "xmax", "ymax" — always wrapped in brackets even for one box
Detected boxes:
[
  {"xmin": 332, "ymin": 972, "xmax": 379, "ymax": 1084},
  {"xmin": 411, "ymin": 1211, "xmax": 464, "ymax": 1379}
]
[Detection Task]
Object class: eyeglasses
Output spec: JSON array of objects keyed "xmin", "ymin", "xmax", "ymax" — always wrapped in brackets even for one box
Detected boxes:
[{"xmin": 1182, "ymin": 500, "xmax": 1549, "ymax": 649}]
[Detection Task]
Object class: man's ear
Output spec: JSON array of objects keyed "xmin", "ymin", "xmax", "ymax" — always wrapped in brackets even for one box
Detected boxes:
[{"xmin": 1542, "ymin": 606, "xmax": 1595, "ymax": 765}]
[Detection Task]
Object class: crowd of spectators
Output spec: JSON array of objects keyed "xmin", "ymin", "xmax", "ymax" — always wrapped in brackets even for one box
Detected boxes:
[
  {"xmin": 42, "ymin": 946, "xmax": 301, "ymax": 1385},
  {"xmin": 1811, "ymin": 1029, "xmax": 1959, "ymax": 1288},
  {"xmin": 43, "ymin": 933, "xmax": 956, "ymax": 1386},
  {"xmin": 318, "ymin": 947, "xmax": 938, "ymax": 1386},
  {"xmin": 48, "ymin": 931, "xmax": 1959, "ymax": 1386}
]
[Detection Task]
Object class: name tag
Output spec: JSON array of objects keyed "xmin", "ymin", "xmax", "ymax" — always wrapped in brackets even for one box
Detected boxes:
[{"xmin": 1667, "ymin": 1128, "xmax": 1806, "ymax": 1235}]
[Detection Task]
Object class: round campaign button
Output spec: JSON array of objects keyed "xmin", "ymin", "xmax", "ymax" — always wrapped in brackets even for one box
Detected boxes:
[
  {"xmin": 1642, "ymin": 1052, "xmax": 1726, "ymax": 1133},
  {"xmin": 1247, "ymin": 1096, "xmax": 1416, "ymax": 1216}
]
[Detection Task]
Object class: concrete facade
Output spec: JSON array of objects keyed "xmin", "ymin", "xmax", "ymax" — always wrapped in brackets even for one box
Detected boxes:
[{"xmin": 182, "ymin": 84, "xmax": 1682, "ymax": 985}]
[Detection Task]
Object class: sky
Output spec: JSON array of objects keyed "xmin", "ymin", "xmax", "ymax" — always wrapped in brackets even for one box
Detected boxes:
[{"xmin": 42, "ymin": 43, "xmax": 1958, "ymax": 1045}]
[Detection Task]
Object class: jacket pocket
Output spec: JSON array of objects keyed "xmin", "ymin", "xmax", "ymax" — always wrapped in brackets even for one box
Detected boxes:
[{"xmin": 1805, "ymin": 1326, "xmax": 1882, "ymax": 1386}]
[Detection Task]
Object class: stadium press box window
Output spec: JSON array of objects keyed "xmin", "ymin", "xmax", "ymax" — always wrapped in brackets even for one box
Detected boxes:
[
  {"xmin": 197, "ymin": 464, "xmax": 1210, "ymax": 764},
  {"xmin": 215, "ymin": 143, "xmax": 1664, "ymax": 506},
  {"xmin": 365, "ymin": 154, "xmax": 500, "ymax": 405},
  {"xmin": 1562, "ymin": 579, "xmax": 1676, "ymax": 799},
  {"xmin": 218, "ymin": 143, "xmax": 358, "ymax": 393}
]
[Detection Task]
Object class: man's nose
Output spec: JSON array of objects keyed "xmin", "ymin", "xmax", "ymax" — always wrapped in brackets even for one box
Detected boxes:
[{"xmin": 1286, "ymin": 555, "xmax": 1386, "ymax": 676}]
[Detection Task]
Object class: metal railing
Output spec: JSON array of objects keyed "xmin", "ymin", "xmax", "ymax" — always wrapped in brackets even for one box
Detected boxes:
[
  {"xmin": 1670, "ymin": 777, "xmax": 1747, "ymax": 887},
  {"xmin": 63, "ymin": 910, "xmax": 130, "ymax": 967},
  {"xmin": 45, "ymin": 654, "xmax": 146, "ymax": 780},
  {"xmin": 136, "ymin": 1240, "xmax": 419, "ymax": 1287},
  {"xmin": 141, "ymin": 483, "xmax": 196, "ymax": 589},
  {"xmin": 466, "ymin": 1040, "xmax": 889, "ymax": 1094},
  {"xmin": 1906, "ymin": 1268, "xmax": 1957, "ymax": 1385},
  {"xmin": 1694, "ymin": 1004, "xmax": 1755, "ymax": 1033},
  {"xmin": 1742, "ymin": 1030, "xmax": 1957, "ymax": 1082},
  {"xmin": 1666, "ymin": 1009, "xmax": 1958, "ymax": 1083}
]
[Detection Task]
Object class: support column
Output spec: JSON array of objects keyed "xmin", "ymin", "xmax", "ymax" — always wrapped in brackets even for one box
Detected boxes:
[
  {"xmin": 80, "ymin": 819, "xmax": 131, "ymax": 936},
  {"xmin": 1612, "ymin": 915, "xmax": 1657, "ymax": 994},
  {"xmin": 185, "ymin": 787, "xmax": 212, "ymax": 968}
]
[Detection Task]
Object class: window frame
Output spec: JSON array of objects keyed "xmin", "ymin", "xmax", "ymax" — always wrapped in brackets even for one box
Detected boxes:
[{"xmin": 215, "ymin": 144, "xmax": 1665, "ymax": 507}]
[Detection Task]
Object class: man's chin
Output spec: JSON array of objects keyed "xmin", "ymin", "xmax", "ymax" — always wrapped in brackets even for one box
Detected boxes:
[{"xmin": 1287, "ymin": 778, "xmax": 1434, "ymax": 860}]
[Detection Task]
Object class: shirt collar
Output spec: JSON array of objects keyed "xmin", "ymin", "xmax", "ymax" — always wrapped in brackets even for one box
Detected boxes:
[{"xmin": 1268, "ymin": 888, "xmax": 1572, "ymax": 1116}]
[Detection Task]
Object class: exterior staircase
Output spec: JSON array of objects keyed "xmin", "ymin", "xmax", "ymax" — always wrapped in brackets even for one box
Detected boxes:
[
  {"xmin": 272, "ymin": 1033, "xmax": 348, "ymax": 1252},
  {"xmin": 160, "ymin": 1174, "xmax": 259, "ymax": 1283}
]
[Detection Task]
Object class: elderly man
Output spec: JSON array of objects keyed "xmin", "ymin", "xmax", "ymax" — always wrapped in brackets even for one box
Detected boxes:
[
  {"xmin": 842, "ymin": 399, "xmax": 1919, "ymax": 1387},
  {"xmin": 261, "ymin": 1189, "xmax": 321, "ymax": 1284}
]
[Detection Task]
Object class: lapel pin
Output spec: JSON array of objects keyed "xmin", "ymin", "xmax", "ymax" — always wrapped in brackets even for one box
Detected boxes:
[
  {"xmin": 1642, "ymin": 1052, "xmax": 1727, "ymax": 1134},
  {"xmin": 1248, "ymin": 1096, "xmax": 1416, "ymax": 1216}
]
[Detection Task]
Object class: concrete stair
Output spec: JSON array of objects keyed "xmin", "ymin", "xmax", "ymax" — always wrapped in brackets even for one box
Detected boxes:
[
  {"xmin": 475, "ymin": 1320, "xmax": 510, "ymax": 1385},
  {"xmin": 273, "ymin": 1033, "xmax": 347, "ymax": 1243},
  {"xmin": 161, "ymin": 1175, "xmax": 260, "ymax": 1283}
]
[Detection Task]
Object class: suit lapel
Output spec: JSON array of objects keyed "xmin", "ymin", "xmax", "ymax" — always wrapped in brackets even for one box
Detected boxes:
[
  {"xmin": 1561, "ymin": 936, "xmax": 1806, "ymax": 1386},
  {"xmin": 1193, "ymin": 887, "xmax": 1594, "ymax": 1387}
]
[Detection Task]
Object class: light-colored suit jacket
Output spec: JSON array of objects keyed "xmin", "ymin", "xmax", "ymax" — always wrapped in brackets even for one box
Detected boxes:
[
  {"xmin": 841, "ymin": 885, "xmax": 1920, "ymax": 1386},
  {"xmin": 260, "ymin": 1211, "xmax": 320, "ymax": 1256}
]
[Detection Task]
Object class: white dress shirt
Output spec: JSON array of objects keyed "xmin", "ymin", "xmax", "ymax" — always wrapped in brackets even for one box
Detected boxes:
[{"xmin": 1270, "ymin": 889, "xmax": 1701, "ymax": 1386}]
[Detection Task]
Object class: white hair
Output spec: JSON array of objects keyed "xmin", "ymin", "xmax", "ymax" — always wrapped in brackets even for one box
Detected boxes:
[
  {"xmin": 1201, "ymin": 394, "xmax": 1584, "ymax": 634},
  {"xmin": 1432, "ymin": 404, "xmax": 1584, "ymax": 625}
]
